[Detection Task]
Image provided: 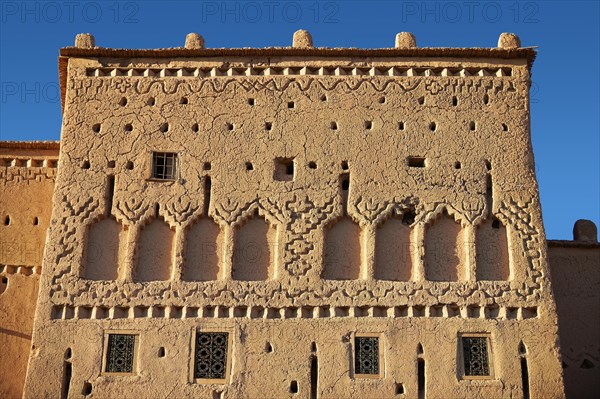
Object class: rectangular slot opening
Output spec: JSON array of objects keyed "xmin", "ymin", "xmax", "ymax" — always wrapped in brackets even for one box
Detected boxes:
[{"xmin": 408, "ymin": 157, "xmax": 426, "ymax": 168}]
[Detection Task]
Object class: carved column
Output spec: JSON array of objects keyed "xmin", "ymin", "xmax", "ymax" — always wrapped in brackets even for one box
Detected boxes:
[
  {"xmin": 464, "ymin": 224, "xmax": 477, "ymax": 282},
  {"xmin": 122, "ymin": 223, "xmax": 140, "ymax": 281},
  {"xmin": 412, "ymin": 222, "xmax": 426, "ymax": 281},
  {"xmin": 221, "ymin": 224, "xmax": 234, "ymax": 280},
  {"xmin": 362, "ymin": 224, "xmax": 376, "ymax": 280},
  {"xmin": 171, "ymin": 225, "xmax": 185, "ymax": 281}
]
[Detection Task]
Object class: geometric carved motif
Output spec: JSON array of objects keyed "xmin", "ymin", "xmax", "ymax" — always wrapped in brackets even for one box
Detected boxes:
[
  {"xmin": 105, "ymin": 334, "xmax": 136, "ymax": 373},
  {"xmin": 462, "ymin": 337, "xmax": 490, "ymax": 376},
  {"xmin": 283, "ymin": 196, "xmax": 336, "ymax": 276},
  {"xmin": 52, "ymin": 76, "xmax": 543, "ymax": 308},
  {"xmin": 194, "ymin": 332, "xmax": 228, "ymax": 380},
  {"xmin": 355, "ymin": 336, "xmax": 379, "ymax": 375}
]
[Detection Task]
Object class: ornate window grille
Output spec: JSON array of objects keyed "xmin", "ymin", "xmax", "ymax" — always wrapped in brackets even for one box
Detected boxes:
[
  {"xmin": 105, "ymin": 334, "xmax": 136, "ymax": 373},
  {"xmin": 151, "ymin": 152, "xmax": 177, "ymax": 180},
  {"xmin": 355, "ymin": 336, "xmax": 380, "ymax": 375},
  {"xmin": 194, "ymin": 332, "xmax": 229, "ymax": 380},
  {"xmin": 462, "ymin": 337, "xmax": 490, "ymax": 376}
]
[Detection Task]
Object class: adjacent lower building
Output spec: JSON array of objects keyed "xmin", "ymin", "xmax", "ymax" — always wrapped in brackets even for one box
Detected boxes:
[{"xmin": 0, "ymin": 31, "xmax": 598, "ymax": 398}]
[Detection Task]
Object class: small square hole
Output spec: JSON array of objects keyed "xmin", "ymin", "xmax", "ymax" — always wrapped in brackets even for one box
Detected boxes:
[
  {"xmin": 265, "ymin": 122, "xmax": 273, "ymax": 131},
  {"xmin": 287, "ymin": 101, "xmax": 295, "ymax": 108},
  {"xmin": 364, "ymin": 121, "xmax": 373, "ymax": 130},
  {"xmin": 246, "ymin": 162, "xmax": 253, "ymax": 171},
  {"xmin": 203, "ymin": 162, "xmax": 211, "ymax": 171},
  {"xmin": 274, "ymin": 158, "xmax": 294, "ymax": 181},
  {"xmin": 248, "ymin": 98, "xmax": 255, "ymax": 106}
]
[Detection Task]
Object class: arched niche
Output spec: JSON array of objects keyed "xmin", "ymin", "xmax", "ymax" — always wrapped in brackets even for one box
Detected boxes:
[
  {"xmin": 84, "ymin": 217, "xmax": 125, "ymax": 280},
  {"xmin": 323, "ymin": 216, "xmax": 361, "ymax": 280},
  {"xmin": 424, "ymin": 211, "xmax": 465, "ymax": 281},
  {"xmin": 374, "ymin": 217, "xmax": 412, "ymax": 281},
  {"xmin": 183, "ymin": 217, "xmax": 222, "ymax": 281},
  {"xmin": 136, "ymin": 218, "xmax": 174, "ymax": 282},
  {"xmin": 476, "ymin": 217, "xmax": 510, "ymax": 280},
  {"xmin": 233, "ymin": 215, "xmax": 277, "ymax": 281}
]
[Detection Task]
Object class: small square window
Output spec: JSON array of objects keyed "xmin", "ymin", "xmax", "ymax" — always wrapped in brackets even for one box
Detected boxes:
[
  {"xmin": 104, "ymin": 333, "xmax": 137, "ymax": 374},
  {"xmin": 151, "ymin": 152, "xmax": 177, "ymax": 180},
  {"xmin": 354, "ymin": 335, "xmax": 381, "ymax": 377},
  {"xmin": 461, "ymin": 335, "xmax": 492, "ymax": 378},
  {"xmin": 194, "ymin": 331, "xmax": 230, "ymax": 382}
]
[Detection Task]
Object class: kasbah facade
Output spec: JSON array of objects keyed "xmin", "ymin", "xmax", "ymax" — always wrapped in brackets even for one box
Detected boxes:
[{"xmin": 0, "ymin": 30, "xmax": 598, "ymax": 399}]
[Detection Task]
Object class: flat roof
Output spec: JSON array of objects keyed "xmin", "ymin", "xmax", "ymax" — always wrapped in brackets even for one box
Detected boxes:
[
  {"xmin": 59, "ymin": 46, "xmax": 537, "ymax": 63},
  {"xmin": 0, "ymin": 141, "xmax": 60, "ymax": 150}
]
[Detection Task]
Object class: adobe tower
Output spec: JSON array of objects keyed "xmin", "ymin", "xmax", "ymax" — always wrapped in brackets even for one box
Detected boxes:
[{"xmin": 20, "ymin": 31, "xmax": 567, "ymax": 398}]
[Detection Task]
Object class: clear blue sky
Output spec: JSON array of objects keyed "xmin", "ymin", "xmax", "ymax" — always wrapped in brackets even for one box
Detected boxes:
[{"xmin": 1, "ymin": 1, "xmax": 598, "ymax": 239}]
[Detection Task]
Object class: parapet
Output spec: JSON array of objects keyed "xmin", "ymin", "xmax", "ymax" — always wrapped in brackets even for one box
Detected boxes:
[
  {"xmin": 548, "ymin": 220, "xmax": 600, "ymax": 248},
  {"xmin": 59, "ymin": 31, "xmax": 534, "ymax": 112}
]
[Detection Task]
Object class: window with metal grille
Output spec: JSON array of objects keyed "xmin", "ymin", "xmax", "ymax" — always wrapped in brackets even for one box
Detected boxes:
[
  {"xmin": 105, "ymin": 334, "xmax": 136, "ymax": 373},
  {"xmin": 462, "ymin": 336, "xmax": 490, "ymax": 376},
  {"xmin": 354, "ymin": 336, "xmax": 380, "ymax": 375},
  {"xmin": 151, "ymin": 152, "xmax": 177, "ymax": 180},
  {"xmin": 194, "ymin": 332, "xmax": 229, "ymax": 380}
]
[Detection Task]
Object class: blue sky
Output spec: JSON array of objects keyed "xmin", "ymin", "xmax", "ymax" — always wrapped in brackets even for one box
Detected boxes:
[{"xmin": 1, "ymin": 0, "xmax": 598, "ymax": 239}]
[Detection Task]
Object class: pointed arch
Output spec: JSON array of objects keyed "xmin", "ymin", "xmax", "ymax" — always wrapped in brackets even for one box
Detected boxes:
[
  {"xmin": 233, "ymin": 213, "xmax": 277, "ymax": 281},
  {"xmin": 424, "ymin": 210, "xmax": 465, "ymax": 281},
  {"xmin": 136, "ymin": 217, "xmax": 175, "ymax": 281},
  {"xmin": 519, "ymin": 340, "xmax": 530, "ymax": 399},
  {"xmin": 375, "ymin": 216, "xmax": 412, "ymax": 281},
  {"xmin": 84, "ymin": 217, "xmax": 125, "ymax": 280},
  {"xmin": 183, "ymin": 217, "xmax": 222, "ymax": 281},
  {"xmin": 476, "ymin": 217, "xmax": 510, "ymax": 280},
  {"xmin": 323, "ymin": 216, "xmax": 361, "ymax": 280},
  {"xmin": 417, "ymin": 343, "xmax": 425, "ymax": 399}
]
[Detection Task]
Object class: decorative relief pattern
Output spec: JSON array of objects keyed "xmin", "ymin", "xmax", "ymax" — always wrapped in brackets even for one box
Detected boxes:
[
  {"xmin": 54, "ymin": 195, "xmax": 100, "ymax": 266},
  {"xmin": 48, "ymin": 196, "xmax": 542, "ymax": 310},
  {"xmin": 355, "ymin": 336, "xmax": 380, "ymax": 375},
  {"xmin": 462, "ymin": 337, "xmax": 490, "ymax": 376},
  {"xmin": 0, "ymin": 167, "xmax": 57, "ymax": 184},
  {"xmin": 85, "ymin": 66, "xmax": 513, "ymax": 78},
  {"xmin": 194, "ymin": 332, "xmax": 228, "ymax": 380},
  {"xmin": 68, "ymin": 75, "xmax": 525, "ymax": 109},
  {"xmin": 47, "ymin": 68, "xmax": 544, "ymax": 312},
  {"xmin": 105, "ymin": 334, "xmax": 135, "ymax": 373},
  {"xmin": 498, "ymin": 197, "xmax": 544, "ymax": 300},
  {"xmin": 282, "ymin": 196, "xmax": 336, "ymax": 276}
]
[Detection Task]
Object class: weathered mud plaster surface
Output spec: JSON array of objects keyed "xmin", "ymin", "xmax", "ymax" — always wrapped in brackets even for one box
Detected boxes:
[
  {"xmin": 19, "ymin": 32, "xmax": 568, "ymax": 398},
  {"xmin": 0, "ymin": 142, "xmax": 59, "ymax": 398},
  {"xmin": 548, "ymin": 220, "xmax": 600, "ymax": 399}
]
